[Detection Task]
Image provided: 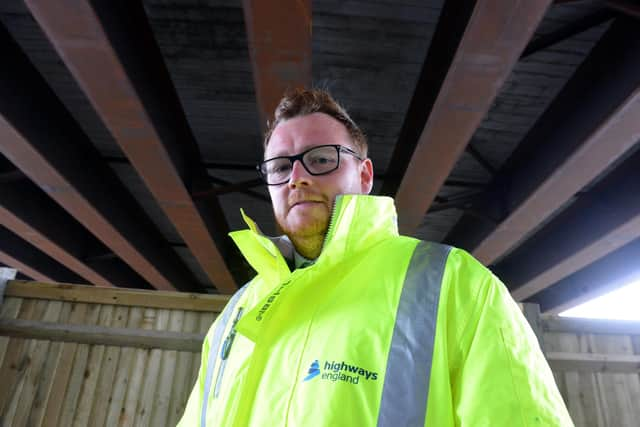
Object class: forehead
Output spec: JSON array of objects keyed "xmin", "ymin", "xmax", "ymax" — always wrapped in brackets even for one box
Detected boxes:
[{"xmin": 265, "ymin": 112, "xmax": 352, "ymax": 158}]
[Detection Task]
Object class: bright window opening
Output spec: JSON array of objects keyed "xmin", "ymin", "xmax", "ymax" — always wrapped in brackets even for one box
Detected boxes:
[{"xmin": 559, "ymin": 279, "xmax": 640, "ymax": 320}]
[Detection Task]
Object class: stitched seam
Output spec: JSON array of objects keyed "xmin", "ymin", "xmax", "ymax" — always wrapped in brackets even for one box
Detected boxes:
[{"xmin": 501, "ymin": 327, "xmax": 530, "ymax": 427}]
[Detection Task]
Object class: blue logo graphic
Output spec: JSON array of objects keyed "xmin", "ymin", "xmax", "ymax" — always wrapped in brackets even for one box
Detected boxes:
[{"xmin": 303, "ymin": 359, "xmax": 321, "ymax": 381}]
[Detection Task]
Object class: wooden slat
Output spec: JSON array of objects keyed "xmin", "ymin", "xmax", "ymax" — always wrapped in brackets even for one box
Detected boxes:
[
  {"xmin": 151, "ymin": 310, "xmax": 183, "ymax": 426},
  {"xmin": 135, "ymin": 309, "xmax": 170, "ymax": 426},
  {"xmin": 0, "ymin": 296, "xmax": 22, "ymax": 367},
  {"xmin": 6, "ymin": 280, "xmax": 228, "ymax": 312},
  {"xmin": 90, "ymin": 305, "xmax": 129, "ymax": 425},
  {"xmin": 104, "ymin": 306, "xmax": 143, "ymax": 427},
  {"xmin": 544, "ymin": 331, "xmax": 604, "ymax": 425},
  {"xmin": 0, "ymin": 299, "xmax": 40, "ymax": 418},
  {"xmin": 0, "ymin": 318, "xmax": 205, "ymax": 352},
  {"xmin": 120, "ymin": 308, "xmax": 156, "ymax": 427},
  {"xmin": 2, "ymin": 299, "xmax": 56, "ymax": 425},
  {"xmin": 168, "ymin": 310, "xmax": 198, "ymax": 426},
  {"xmin": 548, "ymin": 352, "xmax": 640, "ymax": 373},
  {"xmin": 57, "ymin": 303, "xmax": 101, "ymax": 427},
  {"xmin": 41, "ymin": 303, "xmax": 89, "ymax": 427},
  {"xmin": 543, "ymin": 316, "xmax": 640, "ymax": 336},
  {"xmin": 73, "ymin": 305, "xmax": 115, "ymax": 426},
  {"xmin": 588, "ymin": 334, "xmax": 640, "ymax": 426},
  {"xmin": 23, "ymin": 301, "xmax": 72, "ymax": 427}
]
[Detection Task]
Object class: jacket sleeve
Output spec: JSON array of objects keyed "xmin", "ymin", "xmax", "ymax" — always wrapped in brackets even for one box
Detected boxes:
[{"xmin": 443, "ymin": 248, "xmax": 574, "ymax": 427}]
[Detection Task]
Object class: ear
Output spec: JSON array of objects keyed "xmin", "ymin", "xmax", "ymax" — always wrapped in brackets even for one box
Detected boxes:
[{"xmin": 359, "ymin": 158, "xmax": 374, "ymax": 194}]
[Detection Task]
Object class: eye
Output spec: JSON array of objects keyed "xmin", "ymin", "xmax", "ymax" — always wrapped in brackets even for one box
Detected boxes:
[
  {"xmin": 308, "ymin": 153, "xmax": 337, "ymax": 166},
  {"xmin": 266, "ymin": 160, "xmax": 292, "ymax": 175}
]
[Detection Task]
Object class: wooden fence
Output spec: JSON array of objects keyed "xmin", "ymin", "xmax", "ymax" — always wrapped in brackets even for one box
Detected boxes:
[
  {"xmin": 541, "ymin": 316, "xmax": 640, "ymax": 427},
  {"xmin": 0, "ymin": 280, "xmax": 224, "ymax": 427},
  {"xmin": 1, "ymin": 280, "xmax": 639, "ymax": 426}
]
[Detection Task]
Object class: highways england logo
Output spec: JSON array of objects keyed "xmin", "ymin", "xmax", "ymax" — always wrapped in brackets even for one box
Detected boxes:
[{"xmin": 303, "ymin": 359, "xmax": 378, "ymax": 385}]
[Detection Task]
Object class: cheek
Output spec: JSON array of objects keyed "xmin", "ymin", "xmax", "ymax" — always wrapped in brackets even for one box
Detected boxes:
[
  {"xmin": 269, "ymin": 188, "xmax": 287, "ymax": 215},
  {"xmin": 333, "ymin": 170, "xmax": 362, "ymax": 195}
]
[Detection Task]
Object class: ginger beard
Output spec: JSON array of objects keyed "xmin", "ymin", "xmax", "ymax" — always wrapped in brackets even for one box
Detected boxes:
[{"xmin": 276, "ymin": 192, "xmax": 332, "ymax": 240}]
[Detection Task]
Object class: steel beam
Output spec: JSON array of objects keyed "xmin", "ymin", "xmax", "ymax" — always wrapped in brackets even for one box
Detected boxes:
[
  {"xmin": 521, "ymin": 9, "xmax": 615, "ymax": 58},
  {"xmin": 242, "ymin": 0, "xmax": 312, "ymax": 129},
  {"xmin": 0, "ymin": 180, "xmax": 149, "ymax": 288},
  {"xmin": 195, "ymin": 178, "xmax": 265, "ymax": 197},
  {"xmin": 530, "ymin": 238, "xmax": 640, "ymax": 314},
  {"xmin": 0, "ymin": 226, "xmax": 83, "ymax": 284},
  {"xmin": 0, "ymin": 22, "xmax": 199, "ymax": 292},
  {"xmin": 607, "ymin": 0, "xmax": 640, "ymax": 19},
  {"xmin": 24, "ymin": 0, "xmax": 237, "ymax": 292},
  {"xmin": 493, "ymin": 147, "xmax": 640, "ymax": 300},
  {"xmin": 389, "ymin": 0, "xmax": 552, "ymax": 234},
  {"xmin": 446, "ymin": 17, "xmax": 640, "ymax": 265},
  {"xmin": 380, "ymin": 0, "xmax": 476, "ymax": 197}
]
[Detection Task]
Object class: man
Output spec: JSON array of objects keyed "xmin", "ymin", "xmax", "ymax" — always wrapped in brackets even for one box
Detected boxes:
[{"xmin": 178, "ymin": 89, "xmax": 573, "ymax": 426}]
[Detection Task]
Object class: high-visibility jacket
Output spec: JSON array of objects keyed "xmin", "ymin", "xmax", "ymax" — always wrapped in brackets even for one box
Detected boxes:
[{"xmin": 179, "ymin": 195, "xmax": 573, "ymax": 427}]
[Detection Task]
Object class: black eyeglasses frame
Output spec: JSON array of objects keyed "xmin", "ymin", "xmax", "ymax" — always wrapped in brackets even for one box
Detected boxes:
[{"xmin": 256, "ymin": 144, "xmax": 364, "ymax": 186}]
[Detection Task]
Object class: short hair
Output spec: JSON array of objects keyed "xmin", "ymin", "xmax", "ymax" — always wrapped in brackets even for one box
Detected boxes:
[{"xmin": 263, "ymin": 88, "xmax": 368, "ymax": 157}]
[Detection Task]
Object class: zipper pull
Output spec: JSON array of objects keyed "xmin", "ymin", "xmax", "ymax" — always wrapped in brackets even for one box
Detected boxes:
[{"xmin": 220, "ymin": 307, "xmax": 244, "ymax": 360}]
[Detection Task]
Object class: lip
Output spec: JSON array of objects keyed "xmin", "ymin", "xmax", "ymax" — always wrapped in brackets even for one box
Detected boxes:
[
  {"xmin": 290, "ymin": 200, "xmax": 323, "ymax": 209},
  {"xmin": 288, "ymin": 192, "xmax": 325, "ymax": 209}
]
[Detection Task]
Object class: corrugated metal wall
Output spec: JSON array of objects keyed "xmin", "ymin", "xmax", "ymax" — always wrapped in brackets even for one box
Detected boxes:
[{"xmin": 1, "ymin": 281, "xmax": 640, "ymax": 426}]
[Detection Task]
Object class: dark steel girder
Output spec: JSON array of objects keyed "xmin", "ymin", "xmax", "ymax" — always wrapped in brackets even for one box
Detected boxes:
[
  {"xmin": 0, "ymin": 226, "xmax": 84, "ymax": 284},
  {"xmin": 24, "ymin": 0, "xmax": 237, "ymax": 293},
  {"xmin": 388, "ymin": 0, "xmax": 552, "ymax": 234},
  {"xmin": 0, "ymin": 22, "xmax": 199, "ymax": 292},
  {"xmin": 493, "ymin": 146, "xmax": 640, "ymax": 301},
  {"xmin": 0, "ymin": 179, "xmax": 149, "ymax": 289},
  {"xmin": 242, "ymin": 0, "xmax": 312, "ymax": 129},
  {"xmin": 380, "ymin": 0, "xmax": 477, "ymax": 198},
  {"xmin": 445, "ymin": 17, "xmax": 640, "ymax": 266},
  {"xmin": 607, "ymin": 0, "xmax": 640, "ymax": 19},
  {"xmin": 529, "ymin": 237, "xmax": 640, "ymax": 314},
  {"xmin": 521, "ymin": 9, "xmax": 615, "ymax": 59}
]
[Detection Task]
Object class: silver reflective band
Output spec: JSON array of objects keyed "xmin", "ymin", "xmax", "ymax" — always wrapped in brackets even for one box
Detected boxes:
[
  {"xmin": 377, "ymin": 242, "xmax": 451, "ymax": 427},
  {"xmin": 201, "ymin": 284, "xmax": 249, "ymax": 427}
]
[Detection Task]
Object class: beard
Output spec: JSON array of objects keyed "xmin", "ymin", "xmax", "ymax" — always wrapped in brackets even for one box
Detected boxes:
[{"xmin": 275, "ymin": 201, "xmax": 331, "ymax": 240}]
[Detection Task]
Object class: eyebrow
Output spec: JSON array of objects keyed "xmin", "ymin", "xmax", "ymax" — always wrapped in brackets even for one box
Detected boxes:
[{"xmin": 265, "ymin": 144, "xmax": 324, "ymax": 159}]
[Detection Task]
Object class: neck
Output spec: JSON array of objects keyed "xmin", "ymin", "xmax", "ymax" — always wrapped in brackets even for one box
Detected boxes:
[{"xmin": 291, "ymin": 234, "xmax": 324, "ymax": 260}]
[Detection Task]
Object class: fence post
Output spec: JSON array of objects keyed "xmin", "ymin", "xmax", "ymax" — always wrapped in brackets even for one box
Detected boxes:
[
  {"xmin": 522, "ymin": 302, "xmax": 544, "ymax": 352},
  {"xmin": 0, "ymin": 268, "xmax": 18, "ymax": 306}
]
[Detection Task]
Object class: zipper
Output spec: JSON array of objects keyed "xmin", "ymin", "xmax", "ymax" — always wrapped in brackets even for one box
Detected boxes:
[
  {"xmin": 320, "ymin": 195, "xmax": 344, "ymax": 254},
  {"xmin": 213, "ymin": 306, "xmax": 244, "ymax": 398}
]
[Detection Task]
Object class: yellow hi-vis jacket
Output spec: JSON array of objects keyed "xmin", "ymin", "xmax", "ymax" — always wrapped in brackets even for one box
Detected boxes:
[{"xmin": 179, "ymin": 195, "xmax": 573, "ymax": 427}]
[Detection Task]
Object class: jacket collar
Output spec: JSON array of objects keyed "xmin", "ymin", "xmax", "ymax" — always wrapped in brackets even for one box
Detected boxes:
[{"xmin": 229, "ymin": 195, "xmax": 398, "ymax": 284}]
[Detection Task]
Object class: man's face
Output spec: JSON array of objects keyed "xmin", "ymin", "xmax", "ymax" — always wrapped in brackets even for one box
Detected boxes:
[{"xmin": 265, "ymin": 112, "xmax": 374, "ymax": 240}]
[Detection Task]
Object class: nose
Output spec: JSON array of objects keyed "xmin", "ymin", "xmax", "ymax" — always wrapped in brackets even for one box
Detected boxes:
[{"xmin": 288, "ymin": 159, "xmax": 311, "ymax": 188}]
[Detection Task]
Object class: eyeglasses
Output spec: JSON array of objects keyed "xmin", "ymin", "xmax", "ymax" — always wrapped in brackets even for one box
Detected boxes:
[{"xmin": 257, "ymin": 144, "xmax": 364, "ymax": 185}]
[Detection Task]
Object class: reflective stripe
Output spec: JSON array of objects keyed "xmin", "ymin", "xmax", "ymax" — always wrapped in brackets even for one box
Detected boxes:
[
  {"xmin": 201, "ymin": 284, "xmax": 249, "ymax": 427},
  {"xmin": 377, "ymin": 242, "xmax": 451, "ymax": 427}
]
